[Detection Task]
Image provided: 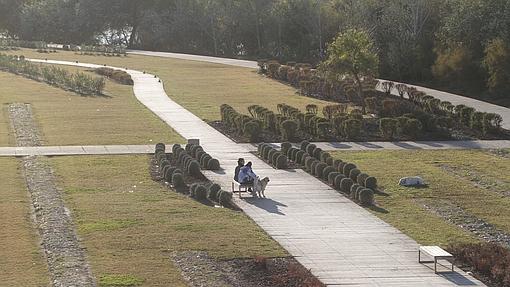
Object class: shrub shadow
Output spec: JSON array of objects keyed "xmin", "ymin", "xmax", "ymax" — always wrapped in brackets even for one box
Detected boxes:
[
  {"xmin": 244, "ymin": 197, "xmax": 287, "ymax": 216},
  {"xmin": 356, "ymin": 142, "xmax": 384, "ymax": 149},
  {"xmin": 392, "ymin": 142, "xmax": 422, "ymax": 149},
  {"xmin": 368, "ymin": 205, "xmax": 389, "ymax": 214}
]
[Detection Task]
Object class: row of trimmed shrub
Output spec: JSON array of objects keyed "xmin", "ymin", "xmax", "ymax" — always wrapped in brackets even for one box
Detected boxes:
[
  {"xmin": 281, "ymin": 141, "xmax": 377, "ymax": 206},
  {"xmin": 95, "ymin": 67, "xmax": 133, "ymax": 85},
  {"xmin": 155, "ymin": 144, "xmax": 232, "ymax": 207},
  {"xmin": 383, "ymin": 81, "xmax": 503, "ymax": 135},
  {"xmin": 190, "ymin": 183, "xmax": 232, "ymax": 207},
  {"xmin": 0, "ymin": 53, "xmax": 105, "ymax": 95},
  {"xmin": 257, "ymin": 144, "xmax": 288, "ymax": 169},
  {"xmin": 180, "ymin": 143, "xmax": 221, "ymax": 171}
]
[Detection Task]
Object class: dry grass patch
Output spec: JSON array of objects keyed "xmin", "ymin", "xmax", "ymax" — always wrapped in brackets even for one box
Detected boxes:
[
  {"xmin": 0, "ymin": 158, "xmax": 49, "ymax": 286},
  {"xmin": 7, "ymin": 49, "xmax": 331, "ymax": 121},
  {"xmin": 331, "ymin": 149, "xmax": 510, "ymax": 246},
  {"xmin": 0, "ymin": 67, "xmax": 184, "ymax": 146},
  {"xmin": 51, "ymin": 155, "xmax": 287, "ymax": 286}
]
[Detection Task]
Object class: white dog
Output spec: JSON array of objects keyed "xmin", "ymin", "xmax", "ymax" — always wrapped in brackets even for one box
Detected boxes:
[{"xmin": 253, "ymin": 177, "xmax": 270, "ymax": 198}]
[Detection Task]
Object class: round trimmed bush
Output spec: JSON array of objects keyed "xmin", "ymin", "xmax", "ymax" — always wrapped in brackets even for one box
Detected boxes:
[
  {"xmin": 355, "ymin": 185, "xmax": 364, "ymax": 199},
  {"xmin": 281, "ymin": 142, "xmax": 292, "ymax": 155},
  {"xmin": 268, "ymin": 149, "xmax": 277, "ymax": 162},
  {"xmin": 162, "ymin": 164, "xmax": 172, "ymax": 176},
  {"xmin": 172, "ymin": 144, "xmax": 181, "ymax": 154},
  {"xmin": 334, "ymin": 174, "xmax": 346, "ymax": 190},
  {"xmin": 340, "ymin": 178, "xmax": 354, "ymax": 193},
  {"xmin": 343, "ymin": 163, "xmax": 356, "ymax": 176},
  {"xmin": 218, "ymin": 190, "xmax": 233, "ymax": 207},
  {"xmin": 195, "ymin": 185, "xmax": 207, "ymax": 201},
  {"xmin": 156, "ymin": 151, "xmax": 167, "ymax": 163},
  {"xmin": 302, "ymin": 154, "xmax": 311, "ymax": 166},
  {"xmin": 357, "ymin": 173, "xmax": 370, "ymax": 186},
  {"xmin": 190, "ymin": 183, "xmax": 200, "ymax": 197},
  {"xmin": 349, "ymin": 168, "xmax": 361, "ymax": 182},
  {"xmin": 263, "ymin": 146, "xmax": 271, "ymax": 159},
  {"xmin": 313, "ymin": 147, "xmax": 323, "ymax": 160},
  {"xmin": 326, "ymin": 157, "xmax": 334, "ymax": 166},
  {"xmin": 271, "ymin": 151, "xmax": 281, "ymax": 165},
  {"xmin": 172, "ymin": 173, "xmax": 185, "ymax": 190},
  {"xmin": 155, "ymin": 143, "xmax": 165, "ymax": 152},
  {"xmin": 257, "ymin": 143, "xmax": 266, "ymax": 154},
  {"xmin": 365, "ymin": 177, "xmax": 377, "ymax": 190},
  {"xmin": 333, "ymin": 159, "xmax": 343, "ymax": 170},
  {"xmin": 164, "ymin": 167, "xmax": 177, "ymax": 182},
  {"xmin": 188, "ymin": 161, "xmax": 201, "ymax": 176},
  {"xmin": 322, "ymin": 166, "xmax": 335, "ymax": 181},
  {"xmin": 290, "ymin": 148, "xmax": 299, "ymax": 161},
  {"xmin": 185, "ymin": 143, "xmax": 193, "ymax": 153},
  {"xmin": 359, "ymin": 188, "xmax": 374, "ymax": 206},
  {"xmin": 200, "ymin": 154, "xmax": 212, "ymax": 167},
  {"xmin": 305, "ymin": 156, "xmax": 314, "ymax": 171},
  {"xmin": 320, "ymin": 151, "xmax": 331, "ymax": 163},
  {"xmin": 306, "ymin": 144, "xmax": 317, "ymax": 156},
  {"xmin": 350, "ymin": 183, "xmax": 361, "ymax": 196},
  {"xmin": 300, "ymin": 140, "xmax": 310, "ymax": 151},
  {"xmin": 208, "ymin": 184, "xmax": 221, "ymax": 201},
  {"xmin": 315, "ymin": 162, "xmax": 328, "ymax": 178},
  {"xmin": 207, "ymin": 158, "xmax": 221, "ymax": 170},
  {"xmin": 310, "ymin": 161, "xmax": 319, "ymax": 175},
  {"xmin": 328, "ymin": 172, "xmax": 341, "ymax": 185},
  {"xmin": 296, "ymin": 151, "xmax": 306, "ymax": 163},
  {"xmin": 275, "ymin": 155, "xmax": 288, "ymax": 169},
  {"xmin": 160, "ymin": 159, "xmax": 170, "ymax": 172},
  {"xmin": 191, "ymin": 145, "xmax": 203, "ymax": 157},
  {"xmin": 338, "ymin": 161, "xmax": 346, "ymax": 173},
  {"xmin": 196, "ymin": 150, "xmax": 206, "ymax": 161}
]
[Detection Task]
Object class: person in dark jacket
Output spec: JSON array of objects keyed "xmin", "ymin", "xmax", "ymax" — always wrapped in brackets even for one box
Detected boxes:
[{"xmin": 234, "ymin": 158, "xmax": 245, "ymax": 182}]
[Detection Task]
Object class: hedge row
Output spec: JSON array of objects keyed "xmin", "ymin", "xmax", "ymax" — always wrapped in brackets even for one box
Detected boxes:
[
  {"xmin": 257, "ymin": 143, "xmax": 288, "ymax": 169},
  {"xmin": 173, "ymin": 143, "xmax": 221, "ymax": 171},
  {"xmin": 95, "ymin": 67, "xmax": 133, "ymax": 85},
  {"xmin": 0, "ymin": 53, "xmax": 105, "ymax": 95},
  {"xmin": 383, "ymin": 81, "xmax": 503, "ymax": 135},
  {"xmin": 283, "ymin": 141, "xmax": 377, "ymax": 206},
  {"xmin": 156, "ymin": 143, "xmax": 232, "ymax": 207}
]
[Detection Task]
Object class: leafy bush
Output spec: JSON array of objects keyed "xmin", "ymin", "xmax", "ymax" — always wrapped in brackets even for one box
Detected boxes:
[
  {"xmin": 281, "ymin": 120, "xmax": 298, "ymax": 141},
  {"xmin": 95, "ymin": 67, "xmax": 133, "ymax": 85},
  {"xmin": 160, "ymin": 160, "xmax": 170, "ymax": 172},
  {"xmin": 340, "ymin": 178, "xmax": 354, "ymax": 193},
  {"xmin": 349, "ymin": 168, "xmax": 361, "ymax": 182},
  {"xmin": 218, "ymin": 190, "xmax": 233, "ymax": 207},
  {"xmin": 172, "ymin": 173, "xmax": 185, "ymax": 190},
  {"xmin": 333, "ymin": 159, "xmax": 343, "ymax": 170},
  {"xmin": 365, "ymin": 177, "xmax": 377, "ymax": 190},
  {"xmin": 320, "ymin": 152, "xmax": 331, "ymax": 163},
  {"xmin": 300, "ymin": 141, "xmax": 310, "ymax": 151},
  {"xmin": 244, "ymin": 120, "xmax": 261, "ymax": 141},
  {"xmin": 306, "ymin": 144, "xmax": 317, "ymax": 156},
  {"xmin": 357, "ymin": 173, "xmax": 369, "ymax": 187},
  {"xmin": 164, "ymin": 167, "xmax": 177, "ymax": 182},
  {"xmin": 350, "ymin": 183, "xmax": 361, "ymax": 196},
  {"xmin": 334, "ymin": 174, "xmax": 346, "ymax": 190},
  {"xmin": 155, "ymin": 143, "xmax": 165, "ymax": 153},
  {"xmin": 190, "ymin": 183, "xmax": 199, "ymax": 198},
  {"xmin": 343, "ymin": 119, "xmax": 362, "ymax": 139},
  {"xmin": 207, "ymin": 159, "xmax": 221, "ymax": 170},
  {"xmin": 328, "ymin": 172, "xmax": 341, "ymax": 185},
  {"xmin": 359, "ymin": 189, "xmax": 374, "ymax": 205},
  {"xmin": 343, "ymin": 163, "xmax": 356, "ymax": 177},
  {"xmin": 379, "ymin": 118, "xmax": 399, "ymax": 140},
  {"xmin": 310, "ymin": 161, "xmax": 319, "ymax": 175},
  {"xmin": 281, "ymin": 142, "xmax": 292, "ymax": 155},
  {"xmin": 195, "ymin": 185, "xmax": 208, "ymax": 201},
  {"xmin": 305, "ymin": 157, "xmax": 315, "ymax": 171},
  {"xmin": 187, "ymin": 161, "xmax": 201, "ymax": 176},
  {"xmin": 208, "ymin": 184, "xmax": 222, "ymax": 202},
  {"xmin": 322, "ymin": 166, "xmax": 335, "ymax": 181},
  {"xmin": 296, "ymin": 150, "xmax": 306, "ymax": 163},
  {"xmin": 276, "ymin": 154, "xmax": 288, "ymax": 169},
  {"xmin": 313, "ymin": 147, "xmax": 323, "ymax": 160}
]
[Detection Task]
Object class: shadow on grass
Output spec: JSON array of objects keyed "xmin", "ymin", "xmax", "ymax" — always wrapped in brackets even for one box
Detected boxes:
[{"xmin": 368, "ymin": 205, "xmax": 389, "ymax": 214}]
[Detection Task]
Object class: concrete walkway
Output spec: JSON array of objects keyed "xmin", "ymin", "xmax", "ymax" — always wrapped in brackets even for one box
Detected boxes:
[
  {"xmin": 1, "ymin": 140, "xmax": 508, "ymax": 157},
  {"xmin": 129, "ymin": 49, "xmax": 510, "ymax": 130},
  {"xmin": 0, "ymin": 145, "xmax": 156, "ymax": 156},
  {"xmin": 34, "ymin": 59, "xmax": 485, "ymax": 286}
]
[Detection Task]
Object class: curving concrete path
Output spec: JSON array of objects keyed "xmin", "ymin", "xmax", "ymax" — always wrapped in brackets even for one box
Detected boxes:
[
  {"xmin": 129, "ymin": 50, "xmax": 510, "ymax": 130},
  {"xmin": 31, "ymin": 58, "xmax": 485, "ymax": 286}
]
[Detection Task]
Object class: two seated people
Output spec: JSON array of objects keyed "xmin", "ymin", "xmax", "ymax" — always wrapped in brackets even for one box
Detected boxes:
[{"xmin": 234, "ymin": 158, "xmax": 269, "ymax": 198}]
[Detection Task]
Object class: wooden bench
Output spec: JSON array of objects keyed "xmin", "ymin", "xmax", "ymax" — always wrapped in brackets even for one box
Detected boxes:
[
  {"xmin": 419, "ymin": 246, "xmax": 454, "ymax": 273},
  {"xmin": 231, "ymin": 180, "xmax": 253, "ymax": 198}
]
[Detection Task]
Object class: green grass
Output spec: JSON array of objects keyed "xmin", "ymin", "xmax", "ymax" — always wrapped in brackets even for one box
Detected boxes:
[
  {"xmin": 0, "ymin": 158, "xmax": 50, "ymax": 286},
  {"xmin": 330, "ymin": 149, "xmax": 510, "ymax": 246},
  {"xmin": 0, "ymin": 66, "xmax": 184, "ymax": 146},
  {"xmin": 99, "ymin": 274, "xmax": 144, "ymax": 287},
  {"xmin": 50, "ymin": 155, "xmax": 287, "ymax": 286},
  {"xmin": 6, "ymin": 49, "xmax": 331, "ymax": 121}
]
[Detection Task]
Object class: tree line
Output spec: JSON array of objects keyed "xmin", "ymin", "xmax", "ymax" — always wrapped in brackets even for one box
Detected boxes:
[{"xmin": 0, "ymin": 0, "xmax": 509, "ymax": 104}]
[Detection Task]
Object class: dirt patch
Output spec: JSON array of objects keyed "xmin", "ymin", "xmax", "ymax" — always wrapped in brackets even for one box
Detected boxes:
[
  {"xmin": 418, "ymin": 199, "xmax": 510, "ymax": 247},
  {"xmin": 171, "ymin": 251, "xmax": 324, "ymax": 287},
  {"xmin": 7, "ymin": 103, "xmax": 42, "ymax": 146}
]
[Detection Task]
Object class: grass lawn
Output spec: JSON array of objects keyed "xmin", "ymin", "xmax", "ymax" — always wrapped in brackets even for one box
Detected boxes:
[
  {"xmin": 6, "ymin": 49, "xmax": 331, "ymax": 121},
  {"xmin": 331, "ymin": 149, "xmax": 510, "ymax": 247},
  {"xmin": 50, "ymin": 155, "xmax": 287, "ymax": 286},
  {"xmin": 0, "ymin": 158, "xmax": 50, "ymax": 286},
  {"xmin": 0, "ymin": 67, "xmax": 184, "ymax": 146}
]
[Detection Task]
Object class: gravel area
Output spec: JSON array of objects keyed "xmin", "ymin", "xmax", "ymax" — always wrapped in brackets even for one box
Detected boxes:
[
  {"xmin": 9, "ymin": 102, "xmax": 96, "ymax": 286},
  {"xmin": 420, "ymin": 199, "xmax": 510, "ymax": 247},
  {"xmin": 8, "ymin": 103, "xmax": 42, "ymax": 146}
]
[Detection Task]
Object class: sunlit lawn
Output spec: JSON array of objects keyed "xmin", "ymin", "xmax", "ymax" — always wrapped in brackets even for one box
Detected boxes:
[
  {"xmin": 0, "ymin": 66, "xmax": 184, "ymax": 146},
  {"xmin": 6, "ymin": 49, "xmax": 331, "ymax": 121},
  {"xmin": 51, "ymin": 155, "xmax": 287, "ymax": 286},
  {"xmin": 0, "ymin": 158, "xmax": 49, "ymax": 286},
  {"xmin": 331, "ymin": 149, "xmax": 510, "ymax": 247}
]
